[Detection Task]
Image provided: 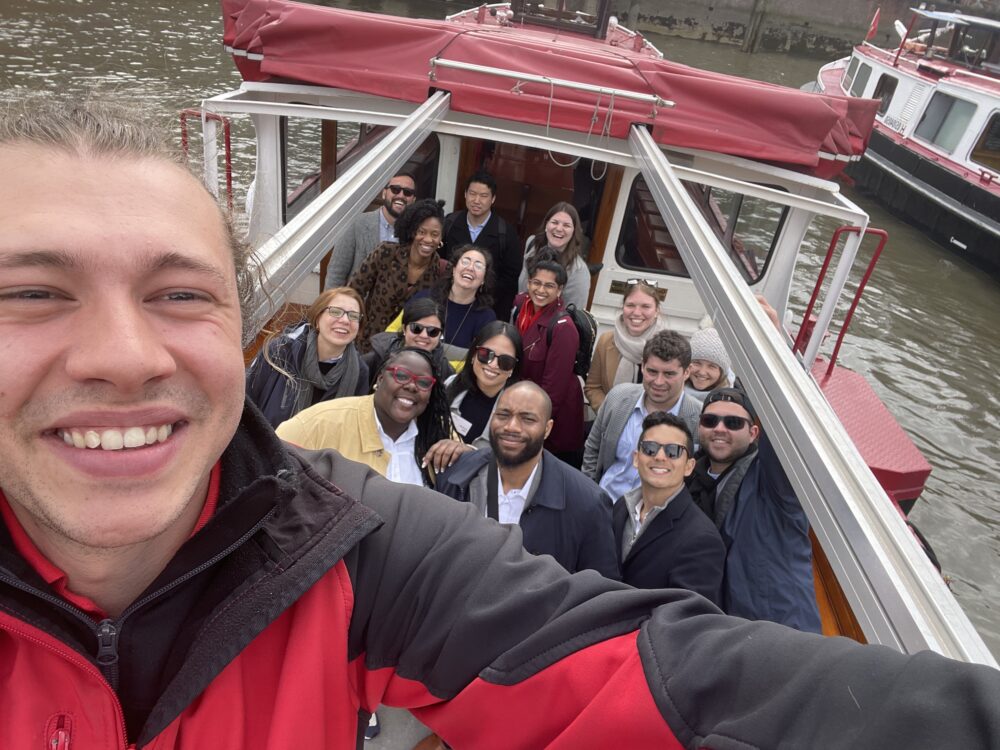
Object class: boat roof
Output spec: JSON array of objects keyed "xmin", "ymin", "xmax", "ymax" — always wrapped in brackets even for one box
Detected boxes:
[
  {"xmin": 910, "ymin": 8, "xmax": 1000, "ymax": 32},
  {"xmin": 222, "ymin": 0, "xmax": 878, "ymax": 178}
]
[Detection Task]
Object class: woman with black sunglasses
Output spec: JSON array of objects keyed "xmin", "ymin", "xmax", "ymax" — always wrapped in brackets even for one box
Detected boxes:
[
  {"xmin": 363, "ymin": 297, "xmax": 455, "ymax": 390},
  {"xmin": 276, "ymin": 348, "xmax": 456, "ymax": 488},
  {"xmin": 444, "ymin": 322, "xmax": 522, "ymax": 446}
]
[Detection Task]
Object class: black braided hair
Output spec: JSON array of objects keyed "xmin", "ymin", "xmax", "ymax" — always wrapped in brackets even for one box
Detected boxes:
[{"xmin": 377, "ymin": 346, "xmax": 454, "ymax": 485}]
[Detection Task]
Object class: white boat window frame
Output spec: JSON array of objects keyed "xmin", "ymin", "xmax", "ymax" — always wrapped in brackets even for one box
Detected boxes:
[{"xmin": 913, "ymin": 90, "xmax": 978, "ymax": 155}]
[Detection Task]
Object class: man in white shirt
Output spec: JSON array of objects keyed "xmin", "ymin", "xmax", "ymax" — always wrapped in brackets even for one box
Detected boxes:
[{"xmin": 436, "ymin": 382, "xmax": 619, "ymax": 578}]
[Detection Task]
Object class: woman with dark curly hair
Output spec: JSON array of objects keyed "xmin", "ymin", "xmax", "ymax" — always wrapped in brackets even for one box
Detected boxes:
[
  {"xmin": 348, "ymin": 198, "xmax": 445, "ymax": 351},
  {"xmin": 516, "ymin": 202, "xmax": 590, "ymax": 310},
  {"xmin": 277, "ymin": 347, "xmax": 458, "ymax": 488}
]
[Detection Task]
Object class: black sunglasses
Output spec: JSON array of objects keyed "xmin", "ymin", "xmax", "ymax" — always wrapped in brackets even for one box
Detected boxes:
[
  {"xmin": 637, "ymin": 440, "xmax": 688, "ymax": 459},
  {"xmin": 408, "ymin": 322, "xmax": 442, "ymax": 338},
  {"xmin": 475, "ymin": 347, "xmax": 517, "ymax": 371},
  {"xmin": 386, "ymin": 184, "xmax": 416, "ymax": 197},
  {"xmin": 699, "ymin": 414, "xmax": 752, "ymax": 431}
]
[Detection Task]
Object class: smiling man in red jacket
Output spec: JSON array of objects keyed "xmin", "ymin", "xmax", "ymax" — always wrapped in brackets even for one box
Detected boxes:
[{"xmin": 0, "ymin": 95, "xmax": 997, "ymax": 750}]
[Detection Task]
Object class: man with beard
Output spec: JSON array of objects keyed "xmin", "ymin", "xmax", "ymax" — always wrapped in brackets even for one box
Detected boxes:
[
  {"xmin": 436, "ymin": 381, "xmax": 619, "ymax": 578},
  {"xmin": 687, "ymin": 388, "xmax": 822, "ymax": 632},
  {"xmin": 324, "ymin": 170, "xmax": 417, "ymax": 288}
]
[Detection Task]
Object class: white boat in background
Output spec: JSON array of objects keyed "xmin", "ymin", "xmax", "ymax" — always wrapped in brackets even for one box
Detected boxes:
[
  {"xmin": 188, "ymin": 0, "xmax": 995, "ymax": 665},
  {"xmin": 813, "ymin": 9, "xmax": 1000, "ymax": 277}
]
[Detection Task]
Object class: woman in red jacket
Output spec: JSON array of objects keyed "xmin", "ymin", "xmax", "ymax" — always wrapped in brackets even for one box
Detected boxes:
[{"xmin": 513, "ymin": 252, "xmax": 584, "ymax": 467}]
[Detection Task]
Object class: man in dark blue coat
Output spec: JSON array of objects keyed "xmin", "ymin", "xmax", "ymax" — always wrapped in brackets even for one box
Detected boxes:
[
  {"xmin": 613, "ymin": 412, "xmax": 725, "ymax": 605},
  {"xmin": 687, "ymin": 388, "xmax": 822, "ymax": 632},
  {"xmin": 436, "ymin": 381, "xmax": 619, "ymax": 579}
]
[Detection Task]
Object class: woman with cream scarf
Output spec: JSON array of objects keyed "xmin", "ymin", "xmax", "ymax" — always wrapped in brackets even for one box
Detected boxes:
[{"xmin": 584, "ymin": 280, "xmax": 670, "ymax": 411}]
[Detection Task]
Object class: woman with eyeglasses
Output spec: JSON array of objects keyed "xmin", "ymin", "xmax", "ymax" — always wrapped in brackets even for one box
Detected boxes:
[
  {"xmin": 444, "ymin": 322, "xmax": 522, "ymax": 446},
  {"xmin": 388, "ymin": 244, "xmax": 498, "ymax": 363},
  {"xmin": 277, "ymin": 348, "xmax": 456, "ymax": 488},
  {"xmin": 513, "ymin": 252, "xmax": 585, "ymax": 467},
  {"xmin": 246, "ymin": 287, "xmax": 369, "ymax": 428},
  {"xmin": 585, "ymin": 279, "xmax": 672, "ymax": 411},
  {"xmin": 517, "ymin": 202, "xmax": 590, "ymax": 311},
  {"xmin": 364, "ymin": 297, "xmax": 455, "ymax": 390},
  {"xmin": 348, "ymin": 198, "xmax": 446, "ymax": 351}
]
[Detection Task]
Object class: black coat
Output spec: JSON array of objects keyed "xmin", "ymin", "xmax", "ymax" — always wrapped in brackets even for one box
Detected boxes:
[
  {"xmin": 436, "ymin": 448, "xmax": 620, "ymax": 580},
  {"xmin": 612, "ymin": 487, "xmax": 726, "ymax": 606},
  {"xmin": 442, "ymin": 210, "xmax": 522, "ymax": 321}
]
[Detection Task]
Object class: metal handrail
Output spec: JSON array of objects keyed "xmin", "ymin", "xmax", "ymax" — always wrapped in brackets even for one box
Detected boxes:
[{"xmin": 180, "ymin": 109, "xmax": 233, "ymax": 212}]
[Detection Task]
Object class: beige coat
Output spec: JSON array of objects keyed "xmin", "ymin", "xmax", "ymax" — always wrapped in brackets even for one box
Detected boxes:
[{"xmin": 585, "ymin": 332, "xmax": 629, "ymax": 411}]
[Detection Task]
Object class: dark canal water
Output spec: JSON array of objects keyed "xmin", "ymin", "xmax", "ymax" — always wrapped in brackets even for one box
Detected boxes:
[{"xmin": 1, "ymin": 0, "xmax": 997, "ymax": 656}]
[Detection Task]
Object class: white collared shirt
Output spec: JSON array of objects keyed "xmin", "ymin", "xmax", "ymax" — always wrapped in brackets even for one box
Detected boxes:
[
  {"xmin": 497, "ymin": 460, "xmax": 540, "ymax": 525},
  {"xmin": 374, "ymin": 415, "xmax": 423, "ymax": 487}
]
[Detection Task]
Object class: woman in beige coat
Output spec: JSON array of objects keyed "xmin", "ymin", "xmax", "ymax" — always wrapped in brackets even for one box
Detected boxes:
[{"xmin": 584, "ymin": 280, "xmax": 671, "ymax": 411}]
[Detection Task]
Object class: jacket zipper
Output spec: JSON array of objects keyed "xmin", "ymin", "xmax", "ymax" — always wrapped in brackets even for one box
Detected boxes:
[{"xmin": 46, "ymin": 713, "xmax": 71, "ymax": 749}]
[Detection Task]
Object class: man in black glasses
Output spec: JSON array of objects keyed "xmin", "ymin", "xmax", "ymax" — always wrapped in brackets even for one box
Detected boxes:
[
  {"xmin": 613, "ymin": 412, "xmax": 725, "ymax": 604},
  {"xmin": 324, "ymin": 170, "xmax": 417, "ymax": 288},
  {"xmin": 436, "ymin": 381, "xmax": 619, "ymax": 579},
  {"xmin": 688, "ymin": 388, "xmax": 822, "ymax": 632}
]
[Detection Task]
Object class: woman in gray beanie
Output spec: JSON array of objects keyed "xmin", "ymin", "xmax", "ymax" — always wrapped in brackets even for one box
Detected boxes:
[{"xmin": 685, "ymin": 327, "xmax": 731, "ymax": 400}]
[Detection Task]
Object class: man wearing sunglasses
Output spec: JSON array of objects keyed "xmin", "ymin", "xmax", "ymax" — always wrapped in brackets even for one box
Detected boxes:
[
  {"xmin": 688, "ymin": 388, "xmax": 821, "ymax": 632},
  {"xmin": 324, "ymin": 171, "xmax": 418, "ymax": 288},
  {"xmin": 613, "ymin": 413, "xmax": 725, "ymax": 605},
  {"xmin": 436, "ymin": 381, "xmax": 619, "ymax": 579},
  {"xmin": 583, "ymin": 330, "xmax": 701, "ymax": 500}
]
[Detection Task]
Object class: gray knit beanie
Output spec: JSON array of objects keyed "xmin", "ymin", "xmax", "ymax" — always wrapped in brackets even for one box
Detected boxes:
[{"xmin": 690, "ymin": 328, "xmax": 731, "ymax": 373}]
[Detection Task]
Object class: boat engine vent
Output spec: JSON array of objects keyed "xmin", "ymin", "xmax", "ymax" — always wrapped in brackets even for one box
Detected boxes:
[{"xmin": 896, "ymin": 83, "xmax": 928, "ymax": 132}]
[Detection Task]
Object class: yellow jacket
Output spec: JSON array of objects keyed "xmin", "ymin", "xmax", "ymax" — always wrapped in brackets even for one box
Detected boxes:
[{"xmin": 276, "ymin": 395, "xmax": 389, "ymax": 476}]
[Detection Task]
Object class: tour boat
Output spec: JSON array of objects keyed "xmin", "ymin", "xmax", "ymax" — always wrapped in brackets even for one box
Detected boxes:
[
  {"xmin": 189, "ymin": 0, "xmax": 995, "ymax": 665},
  {"xmin": 813, "ymin": 9, "xmax": 1000, "ymax": 278}
]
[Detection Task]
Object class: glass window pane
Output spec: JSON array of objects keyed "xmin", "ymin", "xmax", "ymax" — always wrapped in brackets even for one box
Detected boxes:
[
  {"xmin": 936, "ymin": 98, "xmax": 976, "ymax": 153},
  {"xmin": 849, "ymin": 63, "xmax": 872, "ymax": 97},
  {"xmin": 971, "ymin": 114, "xmax": 1000, "ymax": 172}
]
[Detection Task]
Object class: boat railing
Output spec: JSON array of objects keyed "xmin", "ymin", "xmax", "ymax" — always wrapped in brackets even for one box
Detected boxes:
[
  {"xmin": 629, "ymin": 124, "xmax": 997, "ymax": 667},
  {"xmin": 180, "ymin": 109, "xmax": 234, "ymax": 213}
]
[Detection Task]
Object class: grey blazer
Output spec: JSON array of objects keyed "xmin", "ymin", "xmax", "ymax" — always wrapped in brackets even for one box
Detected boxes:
[
  {"xmin": 582, "ymin": 383, "xmax": 701, "ymax": 481},
  {"xmin": 325, "ymin": 209, "xmax": 383, "ymax": 288}
]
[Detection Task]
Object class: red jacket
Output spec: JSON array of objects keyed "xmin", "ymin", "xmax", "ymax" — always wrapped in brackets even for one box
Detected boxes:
[
  {"xmin": 514, "ymin": 292, "xmax": 584, "ymax": 453},
  {"xmin": 0, "ymin": 407, "xmax": 998, "ymax": 749}
]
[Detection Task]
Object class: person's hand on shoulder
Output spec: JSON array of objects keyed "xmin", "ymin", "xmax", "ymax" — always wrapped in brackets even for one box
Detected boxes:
[{"xmin": 424, "ymin": 438, "xmax": 475, "ymax": 474}]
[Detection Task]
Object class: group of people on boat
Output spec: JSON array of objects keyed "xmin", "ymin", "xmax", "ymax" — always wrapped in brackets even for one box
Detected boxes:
[
  {"xmin": 3, "ymin": 96, "xmax": 997, "ymax": 750},
  {"xmin": 246, "ymin": 170, "xmax": 822, "ymax": 637}
]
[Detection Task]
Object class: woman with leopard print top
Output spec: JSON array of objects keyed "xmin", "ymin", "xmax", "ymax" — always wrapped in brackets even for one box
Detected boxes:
[{"xmin": 349, "ymin": 198, "xmax": 446, "ymax": 352}]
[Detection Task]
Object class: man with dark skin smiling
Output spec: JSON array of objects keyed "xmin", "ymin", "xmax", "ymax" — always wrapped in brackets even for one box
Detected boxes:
[
  {"xmin": 437, "ymin": 381, "xmax": 619, "ymax": 579},
  {"xmin": 0, "ymin": 97, "xmax": 997, "ymax": 750},
  {"xmin": 325, "ymin": 169, "xmax": 417, "ymax": 288}
]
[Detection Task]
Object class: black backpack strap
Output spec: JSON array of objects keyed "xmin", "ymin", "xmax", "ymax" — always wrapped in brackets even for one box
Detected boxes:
[
  {"xmin": 443, "ymin": 212, "xmax": 458, "ymax": 241},
  {"xmin": 485, "ymin": 455, "xmax": 500, "ymax": 521}
]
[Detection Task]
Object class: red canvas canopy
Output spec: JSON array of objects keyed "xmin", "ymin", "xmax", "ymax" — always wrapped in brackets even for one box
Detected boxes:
[{"xmin": 222, "ymin": 0, "xmax": 877, "ymax": 177}]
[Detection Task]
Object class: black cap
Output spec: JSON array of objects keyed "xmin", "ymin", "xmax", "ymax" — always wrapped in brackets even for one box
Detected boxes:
[{"xmin": 702, "ymin": 387, "xmax": 758, "ymax": 424}]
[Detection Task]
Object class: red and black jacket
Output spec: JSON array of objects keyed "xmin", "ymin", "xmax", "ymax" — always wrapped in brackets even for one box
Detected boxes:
[{"xmin": 0, "ymin": 405, "xmax": 997, "ymax": 748}]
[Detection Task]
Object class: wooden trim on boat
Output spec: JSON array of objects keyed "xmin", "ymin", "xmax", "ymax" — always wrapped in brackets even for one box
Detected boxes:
[{"xmin": 812, "ymin": 529, "xmax": 867, "ymax": 642}]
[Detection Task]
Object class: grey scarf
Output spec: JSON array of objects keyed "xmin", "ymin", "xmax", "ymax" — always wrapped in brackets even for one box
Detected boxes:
[{"xmin": 292, "ymin": 328, "xmax": 361, "ymax": 415}]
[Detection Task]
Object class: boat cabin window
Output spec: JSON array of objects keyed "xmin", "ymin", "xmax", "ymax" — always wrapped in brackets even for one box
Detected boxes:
[
  {"xmin": 914, "ymin": 92, "xmax": 977, "ymax": 154},
  {"xmin": 282, "ymin": 118, "xmax": 440, "ymax": 223},
  {"xmin": 840, "ymin": 57, "xmax": 860, "ymax": 93},
  {"xmin": 848, "ymin": 62, "xmax": 872, "ymax": 98},
  {"xmin": 616, "ymin": 176, "xmax": 783, "ymax": 284},
  {"xmin": 873, "ymin": 74, "xmax": 898, "ymax": 116},
  {"xmin": 970, "ymin": 113, "xmax": 1000, "ymax": 173}
]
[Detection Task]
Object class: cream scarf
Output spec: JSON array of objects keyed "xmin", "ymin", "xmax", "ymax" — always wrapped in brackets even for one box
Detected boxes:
[{"xmin": 611, "ymin": 314, "xmax": 672, "ymax": 387}]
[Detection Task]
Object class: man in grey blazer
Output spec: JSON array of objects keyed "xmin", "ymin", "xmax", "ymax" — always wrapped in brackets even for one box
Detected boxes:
[
  {"xmin": 324, "ymin": 171, "xmax": 416, "ymax": 288},
  {"xmin": 583, "ymin": 330, "xmax": 702, "ymax": 501}
]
